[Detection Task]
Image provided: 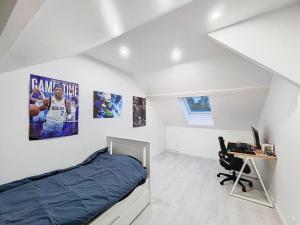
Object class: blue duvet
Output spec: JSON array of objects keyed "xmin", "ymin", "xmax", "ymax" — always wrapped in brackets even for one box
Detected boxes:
[{"xmin": 0, "ymin": 148, "xmax": 147, "ymax": 225}]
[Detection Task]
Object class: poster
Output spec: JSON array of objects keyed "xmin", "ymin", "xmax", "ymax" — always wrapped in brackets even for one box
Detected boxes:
[
  {"xmin": 93, "ymin": 91, "xmax": 122, "ymax": 118},
  {"xmin": 29, "ymin": 74, "xmax": 79, "ymax": 140},
  {"xmin": 133, "ymin": 96, "xmax": 146, "ymax": 127}
]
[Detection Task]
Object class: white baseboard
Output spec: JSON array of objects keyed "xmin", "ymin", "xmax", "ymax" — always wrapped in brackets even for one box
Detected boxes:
[
  {"xmin": 165, "ymin": 148, "xmax": 179, "ymax": 153},
  {"xmin": 165, "ymin": 149, "xmax": 217, "ymax": 161}
]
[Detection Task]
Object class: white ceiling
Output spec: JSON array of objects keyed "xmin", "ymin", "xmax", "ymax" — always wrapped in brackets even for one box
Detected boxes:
[
  {"xmin": 0, "ymin": 0, "xmax": 194, "ymax": 73},
  {"xmin": 0, "ymin": 0, "xmax": 298, "ymax": 73},
  {"xmin": 135, "ymin": 43, "xmax": 273, "ymax": 95},
  {"xmin": 85, "ymin": 0, "xmax": 299, "ymax": 75},
  {"xmin": 209, "ymin": 3, "xmax": 300, "ymax": 87},
  {"xmin": 83, "ymin": 0, "xmax": 298, "ymax": 130}
]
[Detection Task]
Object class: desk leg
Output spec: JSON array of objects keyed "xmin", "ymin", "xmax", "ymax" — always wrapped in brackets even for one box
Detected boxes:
[
  {"xmin": 229, "ymin": 157, "xmax": 274, "ymax": 208},
  {"xmin": 230, "ymin": 158, "xmax": 249, "ymax": 195},
  {"xmin": 249, "ymin": 158, "xmax": 274, "ymax": 207}
]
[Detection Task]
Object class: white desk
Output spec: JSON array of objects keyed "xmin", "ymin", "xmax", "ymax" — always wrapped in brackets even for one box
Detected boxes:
[{"xmin": 228, "ymin": 150, "xmax": 277, "ymax": 208}]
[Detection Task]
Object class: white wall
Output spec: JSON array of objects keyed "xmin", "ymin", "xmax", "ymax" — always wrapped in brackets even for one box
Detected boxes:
[
  {"xmin": 209, "ymin": 3, "xmax": 300, "ymax": 87},
  {"xmin": 166, "ymin": 126, "xmax": 253, "ymax": 159},
  {"xmin": 0, "ymin": 55, "xmax": 165, "ymax": 185},
  {"xmin": 258, "ymin": 75, "xmax": 300, "ymax": 225}
]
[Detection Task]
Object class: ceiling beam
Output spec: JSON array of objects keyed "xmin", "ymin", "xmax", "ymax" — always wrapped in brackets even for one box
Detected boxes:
[
  {"xmin": 0, "ymin": 0, "xmax": 18, "ymax": 36},
  {"xmin": 0, "ymin": 0, "xmax": 46, "ymax": 62}
]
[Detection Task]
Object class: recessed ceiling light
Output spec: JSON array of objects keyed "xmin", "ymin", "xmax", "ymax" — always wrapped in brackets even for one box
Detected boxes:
[
  {"xmin": 171, "ymin": 48, "xmax": 182, "ymax": 62},
  {"xmin": 119, "ymin": 46, "xmax": 130, "ymax": 58},
  {"xmin": 211, "ymin": 11, "xmax": 221, "ymax": 20}
]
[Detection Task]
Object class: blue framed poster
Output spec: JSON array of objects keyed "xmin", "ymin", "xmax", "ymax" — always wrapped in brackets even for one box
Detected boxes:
[
  {"xmin": 133, "ymin": 96, "xmax": 146, "ymax": 127},
  {"xmin": 29, "ymin": 74, "xmax": 79, "ymax": 140},
  {"xmin": 93, "ymin": 91, "xmax": 122, "ymax": 118}
]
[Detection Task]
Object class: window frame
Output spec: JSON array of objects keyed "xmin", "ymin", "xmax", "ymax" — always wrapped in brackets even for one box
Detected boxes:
[
  {"xmin": 183, "ymin": 96, "xmax": 212, "ymax": 115},
  {"xmin": 181, "ymin": 96, "xmax": 214, "ymax": 126}
]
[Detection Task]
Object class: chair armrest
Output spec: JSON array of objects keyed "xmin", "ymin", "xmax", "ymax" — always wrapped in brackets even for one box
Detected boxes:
[
  {"xmin": 220, "ymin": 158, "xmax": 230, "ymax": 165},
  {"xmin": 218, "ymin": 151, "xmax": 231, "ymax": 165}
]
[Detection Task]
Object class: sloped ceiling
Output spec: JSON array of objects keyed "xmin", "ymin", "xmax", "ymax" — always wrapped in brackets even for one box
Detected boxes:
[
  {"xmin": 0, "ymin": 0, "xmax": 297, "ymax": 130},
  {"xmin": 0, "ymin": 0, "xmax": 18, "ymax": 35},
  {"xmin": 136, "ymin": 42, "xmax": 272, "ymax": 95},
  {"xmin": 85, "ymin": 0, "xmax": 298, "ymax": 74},
  {"xmin": 0, "ymin": 0, "xmax": 194, "ymax": 73},
  {"xmin": 209, "ymin": 3, "xmax": 300, "ymax": 87},
  {"xmin": 0, "ymin": 0, "xmax": 46, "ymax": 63},
  {"xmin": 83, "ymin": 0, "xmax": 298, "ymax": 130},
  {"xmin": 150, "ymin": 88, "xmax": 269, "ymax": 131},
  {"xmin": 145, "ymin": 43, "xmax": 273, "ymax": 130}
]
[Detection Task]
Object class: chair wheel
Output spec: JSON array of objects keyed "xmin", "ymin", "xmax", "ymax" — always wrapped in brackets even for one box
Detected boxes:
[
  {"xmin": 217, "ymin": 174, "xmax": 220, "ymax": 177},
  {"xmin": 249, "ymin": 182, "xmax": 253, "ymax": 187},
  {"xmin": 220, "ymin": 181, "xmax": 224, "ymax": 185},
  {"xmin": 242, "ymin": 188, "xmax": 247, "ymax": 192}
]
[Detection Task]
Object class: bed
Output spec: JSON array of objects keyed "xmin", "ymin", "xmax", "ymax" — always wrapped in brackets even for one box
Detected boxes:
[{"xmin": 0, "ymin": 136, "xmax": 151, "ymax": 225}]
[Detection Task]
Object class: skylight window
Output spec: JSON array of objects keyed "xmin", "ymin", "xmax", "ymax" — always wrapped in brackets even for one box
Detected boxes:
[
  {"xmin": 184, "ymin": 96, "xmax": 211, "ymax": 113},
  {"xmin": 182, "ymin": 96, "xmax": 214, "ymax": 126}
]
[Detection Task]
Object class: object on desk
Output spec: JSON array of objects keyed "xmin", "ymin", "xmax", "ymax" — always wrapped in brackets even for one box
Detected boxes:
[
  {"xmin": 251, "ymin": 126, "xmax": 261, "ymax": 149},
  {"xmin": 227, "ymin": 142, "xmax": 255, "ymax": 154},
  {"xmin": 217, "ymin": 137, "xmax": 253, "ymax": 192},
  {"xmin": 262, "ymin": 144, "xmax": 275, "ymax": 156}
]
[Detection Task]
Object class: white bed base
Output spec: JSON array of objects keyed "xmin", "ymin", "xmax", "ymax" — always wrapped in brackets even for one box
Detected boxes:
[{"xmin": 89, "ymin": 136, "xmax": 151, "ymax": 225}]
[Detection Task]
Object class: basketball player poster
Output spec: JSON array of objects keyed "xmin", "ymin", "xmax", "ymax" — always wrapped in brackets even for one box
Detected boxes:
[
  {"xmin": 29, "ymin": 74, "xmax": 79, "ymax": 140},
  {"xmin": 93, "ymin": 91, "xmax": 122, "ymax": 118},
  {"xmin": 133, "ymin": 96, "xmax": 146, "ymax": 127}
]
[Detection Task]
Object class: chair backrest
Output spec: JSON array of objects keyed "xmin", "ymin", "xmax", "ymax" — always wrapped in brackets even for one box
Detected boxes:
[
  {"xmin": 218, "ymin": 136, "xmax": 227, "ymax": 157},
  {"xmin": 217, "ymin": 136, "xmax": 250, "ymax": 173}
]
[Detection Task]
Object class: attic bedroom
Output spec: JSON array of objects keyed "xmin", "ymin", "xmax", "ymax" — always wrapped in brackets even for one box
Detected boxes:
[{"xmin": 0, "ymin": 0, "xmax": 299, "ymax": 225}]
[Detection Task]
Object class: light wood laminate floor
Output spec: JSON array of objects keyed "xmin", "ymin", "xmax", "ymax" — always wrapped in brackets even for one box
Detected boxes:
[{"xmin": 132, "ymin": 151, "xmax": 283, "ymax": 225}]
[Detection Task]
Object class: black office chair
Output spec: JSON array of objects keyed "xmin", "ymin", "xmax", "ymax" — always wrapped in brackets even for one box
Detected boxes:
[{"xmin": 217, "ymin": 136, "xmax": 253, "ymax": 192}]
